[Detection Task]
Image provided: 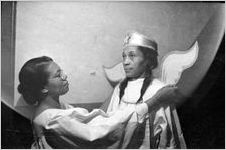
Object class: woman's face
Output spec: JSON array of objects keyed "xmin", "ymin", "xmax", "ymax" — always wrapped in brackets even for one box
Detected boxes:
[
  {"xmin": 122, "ymin": 46, "xmax": 148, "ymax": 79},
  {"xmin": 44, "ymin": 61, "xmax": 69, "ymax": 97}
]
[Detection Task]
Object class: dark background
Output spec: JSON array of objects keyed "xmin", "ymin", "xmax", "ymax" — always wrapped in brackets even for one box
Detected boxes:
[
  {"xmin": 1, "ymin": 2, "xmax": 225, "ymax": 149},
  {"xmin": 177, "ymin": 35, "xmax": 225, "ymax": 149}
]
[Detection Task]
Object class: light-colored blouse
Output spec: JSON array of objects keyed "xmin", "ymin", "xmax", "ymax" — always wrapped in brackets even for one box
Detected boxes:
[{"xmin": 32, "ymin": 100, "xmax": 147, "ymax": 148}]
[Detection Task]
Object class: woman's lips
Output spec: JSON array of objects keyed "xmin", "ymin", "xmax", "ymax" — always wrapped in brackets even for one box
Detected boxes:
[
  {"xmin": 64, "ymin": 81, "xmax": 69, "ymax": 86},
  {"xmin": 124, "ymin": 68, "xmax": 132, "ymax": 72}
]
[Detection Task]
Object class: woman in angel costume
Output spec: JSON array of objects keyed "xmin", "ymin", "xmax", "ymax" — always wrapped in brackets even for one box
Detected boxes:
[
  {"xmin": 101, "ymin": 32, "xmax": 188, "ymax": 148},
  {"xmin": 18, "ymin": 32, "xmax": 193, "ymax": 148}
]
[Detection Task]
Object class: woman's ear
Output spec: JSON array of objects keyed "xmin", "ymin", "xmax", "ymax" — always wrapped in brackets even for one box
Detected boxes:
[{"xmin": 41, "ymin": 89, "xmax": 48, "ymax": 94}]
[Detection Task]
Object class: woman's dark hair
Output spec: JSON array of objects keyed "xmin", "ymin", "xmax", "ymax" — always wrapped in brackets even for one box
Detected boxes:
[
  {"xmin": 119, "ymin": 46, "xmax": 158, "ymax": 104},
  {"xmin": 17, "ymin": 56, "xmax": 53, "ymax": 105}
]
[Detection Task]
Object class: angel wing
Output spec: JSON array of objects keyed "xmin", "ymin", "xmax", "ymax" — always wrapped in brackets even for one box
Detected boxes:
[
  {"xmin": 160, "ymin": 41, "xmax": 199, "ymax": 85},
  {"xmin": 103, "ymin": 41, "xmax": 199, "ymax": 86},
  {"xmin": 103, "ymin": 63, "xmax": 125, "ymax": 84}
]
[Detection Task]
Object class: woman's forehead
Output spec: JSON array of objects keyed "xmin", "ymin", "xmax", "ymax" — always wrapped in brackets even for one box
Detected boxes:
[
  {"xmin": 123, "ymin": 46, "xmax": 142, "ymax": 54},
  {"xmin": 46, "ymin": 61, "xmax": 60, "ymax": 73}
]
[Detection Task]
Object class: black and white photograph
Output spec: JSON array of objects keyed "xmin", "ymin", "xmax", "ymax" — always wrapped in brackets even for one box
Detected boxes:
[{"xmin": 1, "ymin": 1, "xmax": 225, "ymax": 149}]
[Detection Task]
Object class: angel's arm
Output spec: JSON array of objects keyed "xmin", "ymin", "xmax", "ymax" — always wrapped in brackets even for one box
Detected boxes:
[{"xmin": 144, "ymin": 86, "xmax": 184, "ymax": 112}]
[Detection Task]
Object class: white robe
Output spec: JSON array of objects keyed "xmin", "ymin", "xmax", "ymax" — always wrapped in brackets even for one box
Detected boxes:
[
  {"xmin": 31, "ymin": 78, "xmax": 186, "ymax": 149},
  {"xmin": 106, "ymin": 78, "xmax": 186, "ymax": 148}
]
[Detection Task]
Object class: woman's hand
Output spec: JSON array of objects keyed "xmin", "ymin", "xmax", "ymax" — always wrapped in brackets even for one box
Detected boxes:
[{"xmin": 144, "ymin": 85, "xmax": 183, "ymax": 112}]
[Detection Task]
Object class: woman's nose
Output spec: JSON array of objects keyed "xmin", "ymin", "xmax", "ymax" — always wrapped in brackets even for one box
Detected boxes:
[
  {"xmin": 123, "ymin": 57, "xmax": 130, "ymax": 65},
  {"xmin": 61, "ymin": 71, "xmax": 67, "ymax": 80}
]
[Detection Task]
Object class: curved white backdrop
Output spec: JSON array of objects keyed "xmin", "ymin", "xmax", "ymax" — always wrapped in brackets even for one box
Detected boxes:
[{"xmin": 1, "ymin": 2, "xmax": 225, "ymax": 119}]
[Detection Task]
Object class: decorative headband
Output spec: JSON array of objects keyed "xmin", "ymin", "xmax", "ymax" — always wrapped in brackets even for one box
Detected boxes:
[{"xmin": 123, "ymin": 32, "xmax": 158, "ymax": 51}]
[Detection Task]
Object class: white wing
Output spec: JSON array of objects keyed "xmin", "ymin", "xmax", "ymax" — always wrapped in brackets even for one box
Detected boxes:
[
  {"xmin": 160, "ymin": 41, "xmax": 199, "ymax": 85},
  {"xmin": 103, "ymin": 63, "xmax": 125, "ymax": 83}
]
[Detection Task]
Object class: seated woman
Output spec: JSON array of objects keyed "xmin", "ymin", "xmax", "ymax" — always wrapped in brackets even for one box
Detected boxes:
[{"xmin": 18, "ymin": 56, "xmax": 176, "ymax": 148}]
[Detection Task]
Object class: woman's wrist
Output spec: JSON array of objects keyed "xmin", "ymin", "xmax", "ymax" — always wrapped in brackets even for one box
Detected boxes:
[
  {"xmin": 135, "ymin": 103, "xmax": 148, "ymax": 122},
  {"xmin": 136, "ymin": 103, "xmax": 148, "ymax": 115}
]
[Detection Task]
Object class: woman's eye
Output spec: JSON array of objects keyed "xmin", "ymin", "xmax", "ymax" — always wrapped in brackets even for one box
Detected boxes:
[
  {"xmin": 129, "ymin": 54, "xmax": 135, "ymax": 58},
  {"xmin": 55, "ymin": 73, "xmax": 61, "ymax": 78}
]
